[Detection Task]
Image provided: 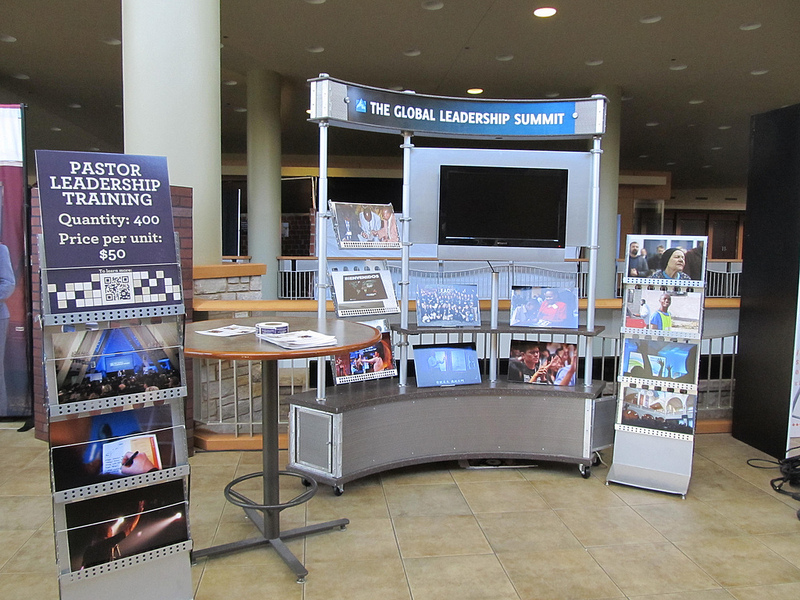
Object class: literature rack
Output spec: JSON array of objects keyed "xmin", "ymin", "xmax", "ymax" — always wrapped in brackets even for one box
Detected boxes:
[
  {"xmin": 607, "ymin": 235, "xmax": 708, "ymax": 496},
  {"xmin": 36, "ymin": 150, "xmax": 192, "ymax": 600}
]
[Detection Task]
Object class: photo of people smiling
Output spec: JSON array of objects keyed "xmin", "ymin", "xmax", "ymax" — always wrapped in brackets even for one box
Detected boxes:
[
  {"xmin": 623, "ymin": 288, "xmax": 703, "ymax": 338},
  {"xmin": 623, "ymin": 235, "xmax": 707, "ymax": 284}
]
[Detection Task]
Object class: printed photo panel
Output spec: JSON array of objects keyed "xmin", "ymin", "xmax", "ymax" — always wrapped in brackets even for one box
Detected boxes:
[
  {"xmin": 623, "ymin": 234, "xmax": 707, "ymax": 286},
  {"xmin": 509, "ymin": 285, "xmax": 579, "ymax": 329}
]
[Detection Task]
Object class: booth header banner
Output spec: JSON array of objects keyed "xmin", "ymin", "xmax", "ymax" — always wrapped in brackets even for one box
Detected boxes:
[{"xmin": 310, "ymin": 76, "xmax": 606, "ymax": 139}]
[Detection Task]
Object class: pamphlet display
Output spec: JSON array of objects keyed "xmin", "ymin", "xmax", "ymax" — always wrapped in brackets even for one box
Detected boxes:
[
  {"xmin": 330, "ymin": 201, "xmax": 401, "ymax": 248},
  {"xmin": 415, "ymin": 283, "xmax": 481, "ymax": 327},
  {"xmin": 507, "ymin": 340, "xmax": 578, "ymax": 386},
  {"xmin": 509, "ymin": 285, "xmax": 578, "ymax": 328},
  {"xmin": 412, "ymin": 342, "xmax": 482, "ymax": 388},
  {"xmin": 36, "ymin": 150, "xmax": 192, "ymax": 600},
  {"xmin": 333, "ymin": 319, "xmax": 396, "ymax": 384},
  {"xmin": 607, "ymin": 235, "xmax": 708, "ymax": 496},
  {"xmin": 329, "ymin": 268, "xmax": 399, "ymax": 317}
]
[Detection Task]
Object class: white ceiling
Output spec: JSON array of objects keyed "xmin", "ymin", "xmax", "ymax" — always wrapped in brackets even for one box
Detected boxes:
[{"xmin": 2, "ymin": 0, "xmax": 799, "ymax": 189}]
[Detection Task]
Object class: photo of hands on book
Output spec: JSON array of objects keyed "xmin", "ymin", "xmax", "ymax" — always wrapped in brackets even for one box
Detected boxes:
[
  {"xmin": 50, "ymin": 323, "xmax": 183, "ymax": 404},
  {"xmin": 507, "ymin": 340, "xmax": 578, "ymax": 386},
  {"xmin": 50, "ymin": 405, "xmax": 178, "ymax": 492},
  {"xmin": 331, "ymin": 201, "xmax": 401, "ymax": 248},
  {"xmin": 509, "ymin": 286, "xmax": 578, "ymax": 328},
  {"xmin": 62, "ymin": 480, "xmax": 188, "ymax": 572}
]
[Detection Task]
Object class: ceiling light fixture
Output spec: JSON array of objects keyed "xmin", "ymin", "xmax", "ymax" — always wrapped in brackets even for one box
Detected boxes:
[
  {"xmin": 669, "ymin": 64, "xmax": 688, "ymax": 71},
  {"xmin": 495, "ymin": 54, "xmax": 514, "ymax": 62},
  {"xmin": 306, "ymin": 46, "xmax": 324, "ymax": 53},
  {"xmin": 0, "ymin": 34, "xmax": 17, "ymax": 43},
  {"xmin": 102, "ymin": 38, "xmax": 121, "ymax": 46},
  {"xmin": 403, "ymin": 49, "xmax": 421, "ymax": 57},
  {"xmin": 545, "ymin": 92, "xmax": 560, "ymax": 98},
  {"xmin": 68, "ymin": 103, "xmax": 82, "ymax": 109},
  {"xmin": 639, "ymin": 154, "xmax": 649, "ymax": 159},
  {"xmin": 718, "ymin": 125, "xmax": 732, "ymax": 130},
  {"xmin": 533, "ymin": 7, "xmax": 557, "ymax": 18},
  {"xmin": 688, "ymin": 99, "xmax": 704, "ymax": 105},
  {"xmin": 304, "ymin": 0, "xmax": 327, "ymax": 4},
  {"xmin": 421, "ymin": 1, "xmax": 444, "ymax": 10},
  {"xmin": 640, "ymin": 15, "xmax": 662, "ymax": 24},
  {"xmin": 646, "ymin": 122, "xmax": 660, "ymax": 127},
  {"xmin": 585, "ymin": 59, "xmax": 603, "ymax": 66},
  {"xmin": 711, "ymin": 146, "xmax": 722, "ymax": 151},
  {"xmin": 50, "ymin": 127, "xmax": 62, "ymax": 132},
  {"xmin": 222, "ymin": 80, "xmax": 238, "ymax": 86},
  {"xmin": 739, "ymin": 23, "xmax": 761, "ymax": 31},
  {"xmin": 233, "ymin": 107, "xmax": 247, "ymax": 113},
  {"xmin": 12, "ymin": 74, "xmax": 29, "ymax": 80},
  {"xmin": 750, "ymin": 69, "xmax": 769, "ymax": 75},
  {"xmin": 467, "ymin": 88, "xmax": 484, "ymax": 95}
]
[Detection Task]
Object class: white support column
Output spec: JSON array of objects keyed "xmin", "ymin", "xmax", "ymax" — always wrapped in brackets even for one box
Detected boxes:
[
  {"xmin": 246, "ymin": 69, "xmax": 283, "ymax": 299},
  {"xmin": 121, "ymin": 0, "xmax": 222, "ymax": 265}
]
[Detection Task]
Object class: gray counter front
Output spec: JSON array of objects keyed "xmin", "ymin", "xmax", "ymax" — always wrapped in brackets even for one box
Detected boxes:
[{"xmin": 287, "ymin": 379, "xmax": 614, "ymax": 493}]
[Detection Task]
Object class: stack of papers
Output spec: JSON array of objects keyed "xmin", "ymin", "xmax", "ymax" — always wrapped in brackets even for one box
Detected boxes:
[
  {"xmin": 258, "ymin": 330, "xmax": 338, "ymax": 349},
  {"xmin": 196, "ymin": 324, "xmax": 257, "ymax": 337}
]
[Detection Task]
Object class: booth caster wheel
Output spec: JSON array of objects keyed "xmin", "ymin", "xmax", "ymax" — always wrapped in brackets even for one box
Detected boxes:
[
  {"xmin": 333, "ymin": 485, "xmax": 344, "ymax": 496},
  {"xmin": 301, "ymin": 478, "xmax": 312, "ymax": 487},
  {"xmin": 579, "ymin": 464, "xmax": 591, "ymax": 479}
]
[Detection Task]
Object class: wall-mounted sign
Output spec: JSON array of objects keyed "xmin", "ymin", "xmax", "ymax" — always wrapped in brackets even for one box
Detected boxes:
[{"xmin": 310, "ymin": 75, "xmax": 606, "ymax": 139}]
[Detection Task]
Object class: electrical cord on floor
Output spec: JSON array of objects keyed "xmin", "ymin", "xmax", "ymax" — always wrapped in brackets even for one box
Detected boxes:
[{"xmin": 747, "ymin": 446, "xmax": 800, "ymax": 521}]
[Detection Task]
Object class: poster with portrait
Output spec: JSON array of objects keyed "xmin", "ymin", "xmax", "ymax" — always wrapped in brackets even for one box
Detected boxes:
[
  {"xmin": 509, "ymin": 285, "xmax": 579, "ymax": 328},
  {"xmin": 330, "ymin": 201, "xmax": 401, "ymax": 249},
  {"xmin": 46, "ymin": 321, "xmax": 184, "ymax": 407},
  {"xmin": 507, "ymin": 339, "xmax": 579, "ymax": 386},
  {"xmin": 416, "ymin": 283, "xmax": 481, "ymax": 327},
  {"xmin": 622, "ymin": 287, "xmax": 703, "ymax": 339},
  {"xmin": 332, "ymin": 318, "xmax": 397, "ymax": 384},
  {"xmin": 620, "ymin": 337, "xmax": 699, "ymax": 387},
  {"xmin": 623, "ymin": 235, "xmax": 707, "ymax": 286},
  {"xmin": 617, "ymin": 384, "xmax": 697, "ymax": 436},
  {"xmin": 57, "ymin": 479, "xmax": 189, "ymax": 573}
]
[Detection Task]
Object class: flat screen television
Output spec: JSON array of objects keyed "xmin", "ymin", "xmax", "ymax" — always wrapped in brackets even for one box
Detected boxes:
[{"xmin": 438, "ymin": 165, "xmax": 568, "ymax": 250}]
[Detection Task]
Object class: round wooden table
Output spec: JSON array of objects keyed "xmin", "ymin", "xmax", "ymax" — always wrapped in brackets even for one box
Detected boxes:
[{"xmin": 185, "ymin": 316, "xmax": 380, "ymax": 581}]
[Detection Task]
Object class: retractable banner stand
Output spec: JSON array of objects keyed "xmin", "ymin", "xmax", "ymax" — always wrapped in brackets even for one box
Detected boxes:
[
  {"xmin": 35, "ymin": 150, "xmax": 192, "ymax": 600},
  {"xmin": 0, "ymin": 104, "xmax": 32, "ymax": 417},
  {"xmin": 607, "ymin": 235, "xmax": 708, "ymax": 496}
]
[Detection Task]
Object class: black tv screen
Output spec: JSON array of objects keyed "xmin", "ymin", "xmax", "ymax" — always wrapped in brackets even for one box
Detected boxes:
[{"xmin": 438, "ymin": 165, "xmax": 568, "ymax": 249}]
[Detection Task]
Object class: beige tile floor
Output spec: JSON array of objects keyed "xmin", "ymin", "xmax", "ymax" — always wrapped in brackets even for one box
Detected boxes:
[{"xmin": 2, "ymin": 419, "xmax": 800, "ymax": 600}]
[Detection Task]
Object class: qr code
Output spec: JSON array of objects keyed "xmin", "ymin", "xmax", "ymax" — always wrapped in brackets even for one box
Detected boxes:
[{"xmin": 101, "ymin": 273, "xmax": 135, "ymax": 304}]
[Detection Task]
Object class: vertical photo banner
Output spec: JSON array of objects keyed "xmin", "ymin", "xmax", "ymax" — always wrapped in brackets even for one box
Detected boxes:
[
  {"xmin": 35, "ymin": 150, "xmax": 182, "ymax": 319},
  {"xmin": 0, "ymin": 105, "xmax": 32, "ymax": 416}
]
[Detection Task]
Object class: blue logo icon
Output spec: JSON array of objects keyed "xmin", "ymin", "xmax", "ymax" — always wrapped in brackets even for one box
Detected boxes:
[{"xmin": 355, "ymin": 98, "xmax": 367, "ymax": 113}]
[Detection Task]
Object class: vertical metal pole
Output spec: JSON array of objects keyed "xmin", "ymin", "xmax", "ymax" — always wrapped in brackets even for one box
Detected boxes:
[
  {"xmin": 489, "ymin": 270, "xmax": 499, "ymax": 382},
  {"xmin": 262, "ymin": 360, "xmax": 280, "ymax": 538},
  {"xmin": 399, "ymin": 132, "xmax": 413, "ymax": 386},
  {"xmin": 584, "ymin": 135, "xmax": 603, "ymax": 385},
  {"xmin": 316, "ymin": 121, "xmax": 329, "ymax": 400}
]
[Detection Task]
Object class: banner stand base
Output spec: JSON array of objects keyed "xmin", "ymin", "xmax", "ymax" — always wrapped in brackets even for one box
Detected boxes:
[{"xmin": 606, "ymin": 430, "xmax": 694, "ymax": 496}]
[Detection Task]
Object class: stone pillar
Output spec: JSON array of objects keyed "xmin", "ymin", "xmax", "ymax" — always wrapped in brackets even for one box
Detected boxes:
[
  {"xmin": 121, "ymin": 0, "xmax": 222, "ymax": 265},
  {"xmin": 246, "ymin": 69, "xmax": 283, "ymax": 299}
]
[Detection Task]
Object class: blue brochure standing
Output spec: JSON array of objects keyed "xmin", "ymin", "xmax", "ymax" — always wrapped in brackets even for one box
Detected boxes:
[{"xmin": 36, "ymin": 150, "xmax": 192, "ymax": 600}]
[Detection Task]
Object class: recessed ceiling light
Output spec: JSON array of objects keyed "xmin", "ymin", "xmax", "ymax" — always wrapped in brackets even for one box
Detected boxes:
[
  {"xmin": 639, "ymin": 15, "xmax": 662, "ymax": 24},
  {"xmin": 621, "ymin": 95, "xmax": 634, "ymax": 101},
  {"xmin": 306, "ymin": 46, "xmax": 324, "ymax": 53},
  {"xmin": 389, "ymin": 85, "xmax": 404, "ymax": 91},
  {"xmin": 306, "ymin": 109, "xmax": 312, "ymax": 114},
  {"xmin": 711, "ymin": 146, "xmax": 722, "ymax": 151},
  {"xmin": 233, "ymin": 107, "xmax": 247, "ymax": 113},
  {"xmin": 50, "ymin": 127, "xmax": 62, "ymax": 132},
  {"xmin": 304, "ymin": 0, "xmax": 327, "ymax": 4},
  {"xmin": 585, "ymin": 59, "xmax": 603, "ymax": 66},
  {"xmin": 495, "ymin": 54, "xmax": 514, "ymax": 62},
  {"xmin": 403, "ymin": 49, "xmax": 421, "ymax": 57},
  {"xmin": 702, "ymin": 164, "xmax": 712, "ymax": 169},
  {"xmin": 89, "ymin": 147, "xmax": 101, "ymax": 152},
  {"xmin": 0, "ymin": 34, "xmax": 17, "ymax": 43},
  {"xmin": 12, "ymin": 74, "xmax": 29, "ymax": 80},
  {"xmin": 102, "ymin": 38, "xmax": 121, "ymax": 46},
  {"xmin": 421, "ymin": 1, "xmax": 444, "ymax": 9},
  {"xmin": 533, "ymin": 7, "xmax": 557, "ymax": 18},
  {"xmin": 545, "ymin": 92, "xmax": 560, "ymax": 98},
  {"xmin": 467, "ymin": 88, "xmax": 484, "ymax": 95},
  {"xmin": 646, "ymin": 122, "xmax": 660, "ymax": 127},
  {"xmin": 68, "ymin": 103, "xmax": 82, "ymax": 109},
  {"xmin": 669, "ymin": 64, "xmax": 688, "ymax": 71},
  {"xmin": 666, "ymin": 161, "xmax": 677, "ymax": 166},
  {"xmin": 639, "ymin": 154, "xmax": 649, "ymax": 159},
  {"xmin": 688, "ymin": 99, "xmax": 704, "ymax": 105},
  {"xmin": 222, "ymin": 80, "xmax": 238, "ymax": 86},
  {"xmin": 750, "ymin": 69, "xmax": 769, "ymax": 76},
  {"xmin": 718, "ymin": 125, "xmax": 732, "ymax": 130},
  {"xmin": 740, "ymin": 22, "xmax": 761, "ymax": 31}
]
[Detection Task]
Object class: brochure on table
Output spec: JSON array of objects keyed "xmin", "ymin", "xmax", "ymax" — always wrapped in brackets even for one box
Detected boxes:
[{"xmin": 35, "ymin": 150, "xmax": 192, "ymax": 600}]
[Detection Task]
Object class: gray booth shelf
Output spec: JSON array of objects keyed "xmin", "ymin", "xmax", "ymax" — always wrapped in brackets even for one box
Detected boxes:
[{"xmin": 287, "ymin": 378, "xmax": 614, "ymax": 494}]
